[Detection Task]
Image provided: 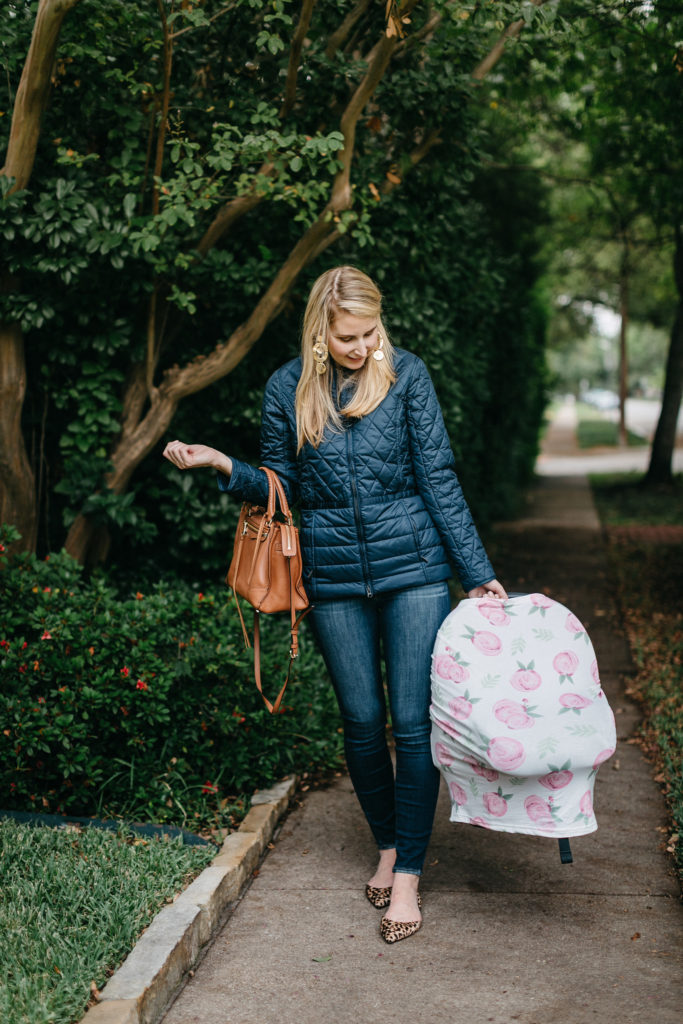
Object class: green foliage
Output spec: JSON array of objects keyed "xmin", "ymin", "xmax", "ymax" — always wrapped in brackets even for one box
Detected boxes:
[
  {"xmin": 591, "ymin": 479, "xmax": 683, "ymax": 882},
  {"xmin": 547, "ymin": 315, "xmax": 673, "ymax": 398},
  {"xmin": 1, "ymin": 0, "xmax": 552, "ymax": 561},
  {"xmin": 0, "ymin": 819, "xmax": 213, "ymax": 1024},
  {"xmin": 480, "ymin": 2, "xmax": 682, "ymax": 419},
  {"xmin": 0, "ymin": 526, "xmax": 343, "ymax": 829}
]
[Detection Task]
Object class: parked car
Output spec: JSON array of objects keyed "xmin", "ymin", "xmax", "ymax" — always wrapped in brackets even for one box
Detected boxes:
[{"xmin": 581, "ymin": 388, "xmax": 620, "ymax": 410}]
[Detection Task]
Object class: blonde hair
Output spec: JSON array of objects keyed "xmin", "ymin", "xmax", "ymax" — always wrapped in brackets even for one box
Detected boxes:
[{"xmin": 295, "ymin": 266, "xmax": 397, "ymax": 451}]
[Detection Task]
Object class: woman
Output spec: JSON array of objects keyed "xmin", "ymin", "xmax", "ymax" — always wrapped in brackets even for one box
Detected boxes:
[{"xmin": 163, "ymin": 265, "xmax": 506, "ymax": 943}]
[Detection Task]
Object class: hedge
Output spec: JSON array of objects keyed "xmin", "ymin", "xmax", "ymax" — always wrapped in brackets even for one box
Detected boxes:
[{"xmin": 0, "ymin": 526, "xmax": 343, "ymax": 830}]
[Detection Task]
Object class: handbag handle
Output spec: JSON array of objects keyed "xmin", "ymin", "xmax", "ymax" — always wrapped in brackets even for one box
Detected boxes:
[
  {"xmin": 261, "ymin": 466, "xmax": 292, "ymax": 522},
  {"xmin": 260, "ymin": 466, "xmax": 297, "ymax": 556}
]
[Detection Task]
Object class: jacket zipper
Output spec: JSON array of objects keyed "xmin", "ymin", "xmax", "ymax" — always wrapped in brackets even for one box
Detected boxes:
[{"xmin": 346, "ymin": 428, "xmax": 374, "ymax": 597}]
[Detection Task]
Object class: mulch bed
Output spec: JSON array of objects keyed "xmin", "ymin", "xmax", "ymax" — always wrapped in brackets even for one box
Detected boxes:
[{"xmin": 606, "ymin": 524, "xmax": 683, "ymax": 545}]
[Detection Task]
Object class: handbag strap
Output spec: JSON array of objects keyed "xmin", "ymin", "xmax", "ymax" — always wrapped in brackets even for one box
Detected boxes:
[
  {"xmin": 252, "ymin": 551, "xmax": 311, "ymax": 713},
  {"xmin": 253, "ymin": 606, "xmax": 311, "ymax": 713},
  {"xmin": 228, "ymin": 510, "xmax": 252, "ymax": 648},
  {"xmin": 231, "ymin": 588, "xmax": 252, "ymax": 649}
]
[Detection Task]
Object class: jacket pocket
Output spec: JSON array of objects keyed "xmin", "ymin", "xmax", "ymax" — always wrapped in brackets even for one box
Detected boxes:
[
  {"xmin": 300, "ymin": 513, "xmax": 316, "ymax": 583},
  {"xmin": 403, "ymin": 501, "xmax": 430, "ymax": 565}
]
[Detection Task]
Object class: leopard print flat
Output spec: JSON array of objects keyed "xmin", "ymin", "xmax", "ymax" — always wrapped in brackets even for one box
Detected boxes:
[
  {"xmin": 378, "ymin": 891, "xmax": 423, "ymax": 942},
  {"xmin": 380, "ymin": 915, "xmax": 422, "ymax": 943},
  {"xmin": 365, "ymin": 885, "xmax": 393, "ymax": 908},
  {"xmin": 366, "ymin": 887, "xmax": 423, "ymax": 911}
]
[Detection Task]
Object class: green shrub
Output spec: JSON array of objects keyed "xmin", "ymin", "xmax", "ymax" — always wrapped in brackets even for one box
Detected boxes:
[{"xmin": 0, "ymin": 526, "xmax": 343, "ymax": 830}]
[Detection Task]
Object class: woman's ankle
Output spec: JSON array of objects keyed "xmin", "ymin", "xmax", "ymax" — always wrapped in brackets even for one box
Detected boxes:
[
  {"xmin": 385, "ymin": 873, "xmax": 422, "ymax": 923},
  {"xmin": 367, "ymin": 848, "xmax": 396, "ymax": 887},
  {"xmin": 391, "ymin": 870, "xmax": 420, "ymax": 893}
]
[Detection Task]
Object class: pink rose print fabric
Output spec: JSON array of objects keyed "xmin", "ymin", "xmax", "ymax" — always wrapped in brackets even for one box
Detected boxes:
[{"xmin": 430, "ymin": 594, "xmax": 616, "ymax": 837}]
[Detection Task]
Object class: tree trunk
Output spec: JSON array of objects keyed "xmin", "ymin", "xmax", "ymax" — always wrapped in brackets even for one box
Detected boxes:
[
  {"xmin": 1, "ymin": 0, "xmax": 84, "ymax": 552},
  {"xmin": 644, "ymin": 303, "xmax": 683, "ymax": 485},
  {"xmin": 644, "ymin": 226, "xmax": 683, "ymax": 486},
  {"xmin": 0, "ymin": 321, "xmax": 36, "ymax": 550},
  {"xmin": 62, "ymin": 513, "xmax": 115, "ymax": 568},
  {"xmin": 618, "ymin": 253, "xmax": 629, "ymax": 448},
  {"xmin": 64, "ymin": 387, "xmax": 179, "ymax": 564},
  {"xmin": 1, "ymin": 0, "xmax": 84, "ymax": 192}
]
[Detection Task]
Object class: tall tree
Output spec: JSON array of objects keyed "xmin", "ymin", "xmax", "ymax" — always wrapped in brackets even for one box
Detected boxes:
[
  {"xmin": 485, "ymin": 0, "xmax": 682, "ymax": 478},
  {"xmin": 646, "ymin": 225, "xmax": 683, "ymax": 485},
  {"xmin": 0, "ymin": 0, "xmax": 84, "ymax": 551},
  {"xmin": 1, "ymin": 0, "xmax": 554, "ymax": 563}
]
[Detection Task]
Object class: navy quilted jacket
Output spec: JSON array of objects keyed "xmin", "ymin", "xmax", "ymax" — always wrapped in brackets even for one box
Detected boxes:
[{"xmin": 219, "ymin": 348, "xmax": 495, "ymax": 600}]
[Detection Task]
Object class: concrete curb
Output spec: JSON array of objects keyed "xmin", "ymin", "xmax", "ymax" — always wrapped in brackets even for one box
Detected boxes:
[{"xmin": 80, "ymin": 776, "xmax": 298, "ymax": 1024}]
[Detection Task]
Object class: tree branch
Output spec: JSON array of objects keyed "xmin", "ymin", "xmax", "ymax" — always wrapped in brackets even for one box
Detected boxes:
[
  {"xmin": 169, "ymin": 2, "xmax": 239, "ymax": 41},
  {"xmin": 394, "ymin": 7, "xmax": 444, "ymax": 57},
  {"xmin": 471, "ymin": 0, "xmax": 546, "ymax": 81},
  {"xmin": 331, "ymin": 0, "xmax": 421, "ymax": 212},
  {"xmin": 379, "ymin": 127, "xmax": 442, "ymax": 196},
  {"xmin": 145, "ymin": 285, "xmax": 159, "ymax": 397},
  {"xmin": 280, "ymin": 0, "xmax": 318, "ymax": 118},
  {"xmin": 193, "ymin": 181, "xmax": 270, "ymax": 258},
  {"xmin": 161, "ymin": 216, "xmax": 336, "ymax": 407},
  {"xmin": 119, "ymin": 363, "xmax": 149, "ymax": 445},
  {"xmin": 0, "ymin": 0, "xmax": 84, "ymax": 192},
  {"xmin": 92, "ymin": 214, "xmax": 341, "ymax": 502},
  {"xmin": 325, "ymin": 0, "xmax": 373, "ymax": 60}
]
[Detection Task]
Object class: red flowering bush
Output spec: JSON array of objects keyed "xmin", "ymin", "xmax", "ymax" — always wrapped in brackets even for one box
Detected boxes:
[{"xmin": 0, "ymin": 526, "xmax": 342, "ymax": 828}]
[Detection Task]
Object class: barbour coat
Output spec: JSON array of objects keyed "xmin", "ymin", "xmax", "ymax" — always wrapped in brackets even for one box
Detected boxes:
[{"xmin": 219, "ymin": 348, "xmax": 495, "ymax": 601}]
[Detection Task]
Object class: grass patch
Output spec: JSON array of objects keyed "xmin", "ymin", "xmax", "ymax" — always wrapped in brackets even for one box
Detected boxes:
[
  {"xmin": 590, "ymin": 472, "xmax": 683, "ymax": 525},
  {"xmin": 0, "ymin": 820, "xmax": 213, "ymax": 1024},
  {"xmin": 576, "ymin": 418, "xmax": 646, "ymax": 449},
  {"xmin": 590, "ymin": 474, "xmax": 683, "ymax": 883}
]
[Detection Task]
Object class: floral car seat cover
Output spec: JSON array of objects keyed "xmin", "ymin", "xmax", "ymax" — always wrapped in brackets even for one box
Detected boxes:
[{"xmin": 430, "ymin": 594, "xmax": 616, "ymax": 837}]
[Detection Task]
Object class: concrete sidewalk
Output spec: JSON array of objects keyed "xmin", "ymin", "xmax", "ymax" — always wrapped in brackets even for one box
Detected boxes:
[
  {"xmin": 159, "ymin": 469, "xmax": 682, "ymax": 1022},
  {"xmin": 536, "ymin": 401, "xmax": 683, "ymax": 476}
]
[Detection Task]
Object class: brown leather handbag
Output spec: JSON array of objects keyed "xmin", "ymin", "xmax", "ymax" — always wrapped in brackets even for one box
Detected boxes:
[{"xmin": 226, "ymin": 466, "xmax": 310, "ymax": 713}]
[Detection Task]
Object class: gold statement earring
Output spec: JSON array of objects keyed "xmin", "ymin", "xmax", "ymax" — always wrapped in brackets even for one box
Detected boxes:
[
  {"xmin": 313, "ymin": 333, "xmax": 328, "ymax": 374},
  {"xmin": 372, "ymin": 333, "xmax": 385, "ymax": 361}
]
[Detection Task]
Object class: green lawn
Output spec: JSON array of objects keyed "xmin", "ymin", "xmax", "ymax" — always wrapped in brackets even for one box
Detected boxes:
[
  {"xmin": 0, "ymin": 821, "xmax": 213, "ymax": 1024},
  {"xmin": 576, "ymin": 404, "xmax": 647, "ymax": 449}
]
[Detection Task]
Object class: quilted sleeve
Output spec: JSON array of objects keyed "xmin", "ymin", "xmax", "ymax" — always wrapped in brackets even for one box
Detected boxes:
[
  {"xmin": 217, "ymin": 370, "xmax": 299, "ymax": 508},
  {"xmin": 406, "ymin": 357, "xmax": 495, "ymax": 591}
]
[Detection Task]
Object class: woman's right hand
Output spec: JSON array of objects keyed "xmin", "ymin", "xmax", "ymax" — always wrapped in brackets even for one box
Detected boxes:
[{"xmin": 162, "ymin": 440, "xmax": 232, "ymax": 476}]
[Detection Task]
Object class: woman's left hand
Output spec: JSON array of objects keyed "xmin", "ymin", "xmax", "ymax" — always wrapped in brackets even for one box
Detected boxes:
[{"xmin": 467, "ymin": 579, "xmax": 508, "ymax": 600}]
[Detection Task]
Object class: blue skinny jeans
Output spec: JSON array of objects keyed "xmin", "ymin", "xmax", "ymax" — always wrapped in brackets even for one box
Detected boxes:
[{"xmin": 308, "ymin": 581, "xmax": 451, "ymax": 876}]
